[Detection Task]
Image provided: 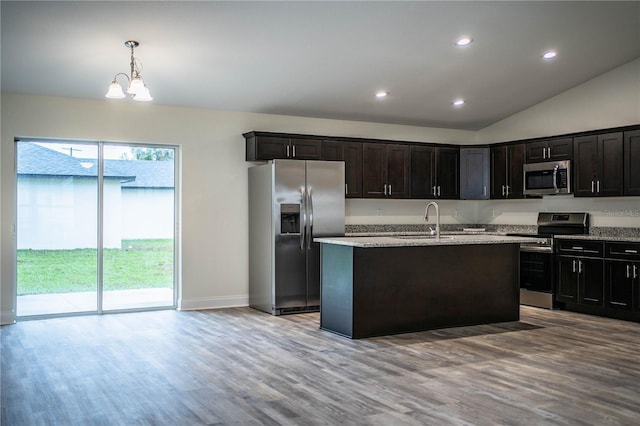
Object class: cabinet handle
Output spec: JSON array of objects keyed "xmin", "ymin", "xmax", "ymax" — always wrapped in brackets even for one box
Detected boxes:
[
  {"xmin": 624, "ymin": 249, "xmax": 638, "ymax": 254},
  {"xmin": 572, "ymin": 246, "xmax": 584, "ymax": 250},
  {"xmin": 502, "ymin": 185, "xmax": 506, "ymax": 196},
  {"xmin": 626, "ymin": 264, "xmax": 631, "ymax": 278},
  {"xmin": 547, "ymin": 147, "xmax": 551, "ymax": 158},
  {"xmin": 543, "ymin": 148, "xmax": 546, "ymax": 159},
  {"xmin": 483, "ymin": 186, "xmax": 487, "ymax": 196},
  {"xmin": 433, "ymin": 186, "xmax": 437, "ymax": 197},
  {"xmin": 634, "ymin": 265, "xmax": 638, "ymax": 279},
  {"xmin": 596, "ymin": 180, "xmax": 600, "ymax": 193},
  {"xmin": 389, "ymin": 184, "xmax": 392, "ymax": 196},
  {"xmin": 383, "ymin": 184, "xmax": 387, "ymax": 196},
  {"xmin": 578, "ymin": 260, "xmax": 582, "ymax": 274},
  {"xmin": 345, "ymin": 184, "xmax": 348, "ymax": 195},
  {"xmin": 505, "ymin": 185, "xmax": 510, "ymax": 197},
  {"xmin": 292, "ymin": 145, "xmax": 296, "ymax": 158},
  {"xmin": 437, "ymin": 186, "xmax": 441, "ymax": 197},
  {"xmin": 572, "ymin": 259, "xmax": 576, "ymax": 273},
  {"xmin": 591, "ymin": 181, "xmax": 595, "ymax": 193},
  {"xmin": 286, "ymin": 145, "xmax": 290, "ymax": 158}
]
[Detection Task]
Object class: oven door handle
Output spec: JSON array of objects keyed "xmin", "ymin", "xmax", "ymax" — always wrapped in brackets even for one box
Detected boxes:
[{"xmin": 519, "ymin": 245, "xmax": 553, "ymax": 253}]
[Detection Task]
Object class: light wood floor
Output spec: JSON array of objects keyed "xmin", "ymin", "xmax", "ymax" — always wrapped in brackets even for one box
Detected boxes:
[{"xmin": 1, "ymin": 306, "xmax": 639, "ymax": 425}]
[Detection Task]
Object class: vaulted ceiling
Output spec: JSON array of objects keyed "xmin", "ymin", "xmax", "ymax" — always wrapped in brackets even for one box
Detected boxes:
[{"xmin": 2, "ymin": 1, "xmax": 639, "ymax": 130}]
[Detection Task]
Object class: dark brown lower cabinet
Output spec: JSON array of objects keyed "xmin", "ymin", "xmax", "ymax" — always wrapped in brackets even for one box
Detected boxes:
[
  {"xmin": 605, "ymin": 261, "xmax": 636, "ymax": 311},
  {"xmin": 556, "ymin": 256, "xmax": 603, "ymax": 306},
  {"xmin": 556, "ymin": 239, "xmax": 639, "ymax": 323}
]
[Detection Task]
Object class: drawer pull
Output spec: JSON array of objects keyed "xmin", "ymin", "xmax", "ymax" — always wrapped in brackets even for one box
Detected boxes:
[
  {"xmin": 624, "ymin": 249, "xmax": 638, "ymax": 254},
  {"xmin": 610, "ymin": 301, "xmax": 628, "ymax": 306},
  {"xmin": 572, "ymin": 246, "xmax": 583, "ymax": 250},
  {"xmin": 583, "ymin": 297, "xmax": 599, "ymax": 302}
]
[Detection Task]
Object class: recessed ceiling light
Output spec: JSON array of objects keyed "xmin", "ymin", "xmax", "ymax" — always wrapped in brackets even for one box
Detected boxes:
[
  {"xmin": 456, "ymin": 37, "xmax": 473, "ymax": 47},
  {"xmin": 453, "ymin": 99, "xmax": 465, "ymax": 107},
  {"xmin": 542, "ymin": 50, "xmax": 557, "ymax": 60},
  {"xmin": 375, "ymin": 91, "xmax": 389, "ymax": 98}
]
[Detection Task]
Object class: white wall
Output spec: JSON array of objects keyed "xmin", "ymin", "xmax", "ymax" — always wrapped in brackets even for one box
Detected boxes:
[
  {"xmin": 477, "ymin": 58, "xmax": 640, "ymax": 143},
  {"xmin": 1, "ymin": 92, "xmax": 473, "ymax": 323}
]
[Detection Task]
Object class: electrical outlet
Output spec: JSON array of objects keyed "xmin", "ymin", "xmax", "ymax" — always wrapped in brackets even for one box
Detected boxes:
[{"xmin": 376, "ymin": 209, "xmax": 383, "ymax": 216}]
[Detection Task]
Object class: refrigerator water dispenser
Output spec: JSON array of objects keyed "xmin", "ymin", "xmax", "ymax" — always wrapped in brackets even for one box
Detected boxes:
[{"xmin": 280, "ymin": 204, "xmax": 300, "ymax": 234}]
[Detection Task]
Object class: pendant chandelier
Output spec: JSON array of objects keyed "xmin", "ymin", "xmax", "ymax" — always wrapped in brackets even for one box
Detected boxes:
[{"xmin": 105, "ymin": 40, "xmax": 152, "ymax": 102}]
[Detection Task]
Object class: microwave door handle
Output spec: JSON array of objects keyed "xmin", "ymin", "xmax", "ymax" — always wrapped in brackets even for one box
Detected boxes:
[{"xmin": 552, "ymin": 165, "xmax": 559, "ymax": 193}]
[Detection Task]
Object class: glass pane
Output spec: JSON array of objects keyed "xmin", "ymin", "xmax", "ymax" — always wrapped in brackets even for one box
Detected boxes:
[
  {"xmin": 16, "ymin": 141, "xmax": 98, "ymax": 316},
  {"xmin": 102, "ymin": 145, "xmax": 175, "ymax": 310}
]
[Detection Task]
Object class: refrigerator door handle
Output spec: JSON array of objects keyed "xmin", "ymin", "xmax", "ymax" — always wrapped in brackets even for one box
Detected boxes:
[
  {"xmin": 300, "ymin": 187, "xmax": 306, "ymax": 250},
  {"xmin": 307, "ymin": 188, "xmax": 314, "ymax": 249}
]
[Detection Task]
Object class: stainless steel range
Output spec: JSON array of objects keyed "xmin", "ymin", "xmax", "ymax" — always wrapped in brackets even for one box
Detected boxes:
[{"xmin": 508, "ymin": 212, "xmax": 589, "ymax": 309}]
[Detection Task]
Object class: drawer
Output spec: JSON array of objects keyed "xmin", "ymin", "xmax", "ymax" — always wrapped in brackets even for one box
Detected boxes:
[
  {"xmin": 556, "ymin": 239, "xmax": 604, "ymax": 257},
  {"xmin": 605, "ymin": 242, "xmax": 640, "ymax": 261}
]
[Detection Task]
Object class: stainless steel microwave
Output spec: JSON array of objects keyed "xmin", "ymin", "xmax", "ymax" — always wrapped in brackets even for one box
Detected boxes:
[{"xmin": 523, "ymin": 160, "xmax": 571, "ymax": 195}]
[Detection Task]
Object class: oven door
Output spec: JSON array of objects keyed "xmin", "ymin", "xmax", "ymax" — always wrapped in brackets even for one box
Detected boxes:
[{"xmin": 520, "ymin": 249, "xmax": 553, "ymax": 292}]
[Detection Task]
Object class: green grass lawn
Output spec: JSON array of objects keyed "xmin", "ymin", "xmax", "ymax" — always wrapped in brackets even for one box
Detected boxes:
[{"xmin": 17, "ymin": 239, "xmax": 173, "ymax": 295}]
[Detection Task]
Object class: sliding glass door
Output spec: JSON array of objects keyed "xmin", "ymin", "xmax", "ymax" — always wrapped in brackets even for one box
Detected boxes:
[
  {"xmin": 16, "ymin": 140, "xmax": 176, "ymax": 318},
  {"xmin": 102, "ymin": 145, "xmax": 175, "ymax": 310}
]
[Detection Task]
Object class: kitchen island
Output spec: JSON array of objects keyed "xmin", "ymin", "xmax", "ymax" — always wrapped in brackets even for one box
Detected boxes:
[{"xmin": 315, "ymin": 234, "xmax": 545, "ymax": 338}]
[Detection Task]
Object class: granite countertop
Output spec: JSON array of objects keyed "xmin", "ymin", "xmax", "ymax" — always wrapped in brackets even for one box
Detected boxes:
[
  {"xmin": 555, "ymin": 234, "xmax": 640, "ymax": 243},
  {"xmin": 315, "ymin": 234, "xmax": 547, "ymax": 248}
]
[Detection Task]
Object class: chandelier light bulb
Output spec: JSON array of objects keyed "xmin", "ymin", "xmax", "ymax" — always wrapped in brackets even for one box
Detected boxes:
[
  {"xmin": 105, "ymin": 81, "xmax": 125, "ymax": 99},
  {"xmin": 127, "ymin": 77, "xmax": 146, "ymax": 96},
  {"xmin": 134, "ymin": 85, "xmax": 153, "ymax": 102}
]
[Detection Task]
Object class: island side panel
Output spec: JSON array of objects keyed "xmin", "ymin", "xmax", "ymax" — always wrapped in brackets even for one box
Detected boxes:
[
  {"xmin": 320, "ymin": 243, "xmax": 354, "ymax": 337},
  {"xmin": 351, "ymin": 244, "xmax": 520, "ymax": 338}
]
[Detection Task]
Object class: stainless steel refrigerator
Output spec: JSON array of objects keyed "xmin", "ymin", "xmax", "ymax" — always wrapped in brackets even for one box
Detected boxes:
[{"xmin": 249, "ymin": 160, "xmax": 345, "ymax": 315}]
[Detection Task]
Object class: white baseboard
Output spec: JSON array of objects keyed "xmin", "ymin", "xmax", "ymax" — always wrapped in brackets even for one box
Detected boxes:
[
  {"xmin": 178, "ymin": 295, "xmax": 249, "ymax": 311},
  {"xmin": 1, "ymin": 310, "xmax": 16, "ymax": 325}
]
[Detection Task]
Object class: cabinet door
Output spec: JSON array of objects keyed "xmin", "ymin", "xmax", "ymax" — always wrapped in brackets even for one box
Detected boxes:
[
  {"xmin": 343, "ymin": 142, "xmax": 363, "ymax": 198},
  {"xmin": 490, "ymin": 146, "xmax": 507, "ymax": 199},
  {"xmin": 507, "ymin": 144, "xmax": 525, "ymax": 198},
  {"xmin": 573, "ymin": 135, "xmax": 598, "ymax": 196},
  {"xmin": 362, "ymin": 143, "xmax": 387, "ymax": 198},
  {"xmin": 605, "ymin": 260, "xmax": 634, "ymax": 310},
  {"xmin": 597, "ymin": 132, "xmax": 623, "ymax": 196},
  {"xmin": 323, "ymin": 141, "xmax": 363, "ymax": 198},
  {"xmin": 525, "ymin": 141, "xmax": 548, "ymax": 163},
  {"xmin": 290, "ymin": 138, "xmax": 322, "ymax": 160},
  {"xmin": 557, "ymin": 257, "xmax": 579, "ymax": 303},
  {"xmin": 255, "ymin": 136, "xmax": 290, "ymax": 160},
  {"xmin": 580, "ymin": 258, "xmax": 604, "ymax": 306},
  {"xmin": 547, "ymin": 138, "xmax": 573, "ymax": 161},
  {"xmin": 460, "ymin": 148, "xmax": 489, "ymax": 199},
  {"xmin": 410, "ymin": 145, "xmax": 435, "ymax": 198},
  {"xmin": 624, "ymin": 130, "xmax": 640, "ymax": 196},
  {"xmin": 436, "ymin": 147, "xmax": 460, "ymax": 199},
  {"xmin": 322, "ymin": 140, "xmax": 343, "ymax": 161},
  {"xmin": 386, "ymin": 144, "xmax": 410, "ymax": 198}
]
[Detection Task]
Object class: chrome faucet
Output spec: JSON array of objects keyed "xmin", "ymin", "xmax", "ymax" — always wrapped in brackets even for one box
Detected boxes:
[{"xmin": 424, "ymin": 201, "xmax": 440, "ymax": 238}]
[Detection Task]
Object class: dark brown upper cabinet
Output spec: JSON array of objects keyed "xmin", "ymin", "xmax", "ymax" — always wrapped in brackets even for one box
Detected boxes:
[
  {"xmin": 362, "ymin": 143, "xmax": 409, "ymax": 198},
  {"xmin": 490, "ymin": 144, "xmax": 525, "ymax": 199},
  {"xmin": 410, "ymin": 145, "xmax": 460, "ymax": 199},
  {"xmin": 460, "ymin": 147, "xmax": 490, "ymax": 200},
  {"xmin": 624, "ymin": 130, "xmax": 640, "ymax": 196},
  {"xmin": 525, "ymin": 137, "xmax": 573, "ymax": 163},
  {"xmin": 322, "ymin": 140, "xmax": 363, "ymax": 198},
  {"xmin": 573, "ymin": 132, "xmax": 623, "ymax": 197},
  {"xmin": 245, "ymin": 132, "xmax": 322, "ymax": 161}
]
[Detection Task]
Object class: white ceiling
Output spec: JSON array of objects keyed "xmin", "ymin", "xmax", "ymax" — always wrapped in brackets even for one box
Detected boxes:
[{"xmin": 2, "ymin": 1, "xmax": 639, "ymax": 130}]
